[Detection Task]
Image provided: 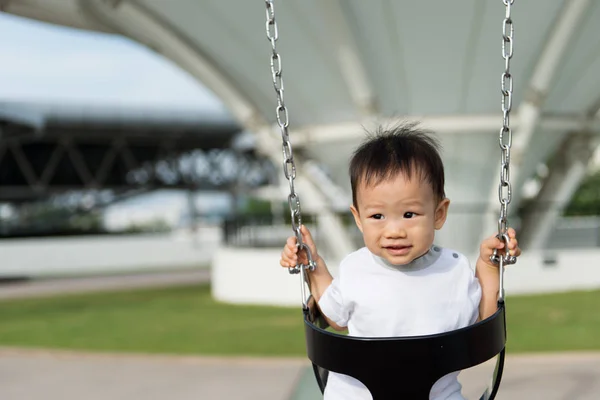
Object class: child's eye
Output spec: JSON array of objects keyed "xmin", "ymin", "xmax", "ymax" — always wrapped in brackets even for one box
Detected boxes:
[
  {"xmin": 404, "ymin": 212, "xmax": 416, "ymax": 219},
  {"xmin": 370, "ymin": 214, "xmax": 384, "ymax": 220}
]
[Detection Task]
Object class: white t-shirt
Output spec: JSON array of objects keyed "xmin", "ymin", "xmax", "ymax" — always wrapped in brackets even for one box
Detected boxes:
[{"xmin": 318, "ymin": 246, "xmax": 482, "ymax": 400}]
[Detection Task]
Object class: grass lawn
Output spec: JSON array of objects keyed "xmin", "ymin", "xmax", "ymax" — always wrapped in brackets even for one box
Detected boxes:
[
  {"xmin": 505, "ymin": 288, "xmax": 600, "ymax": 352},
  {"xmin": 0, "ymin": 284, "xmax": 598, "ymax": 356}
]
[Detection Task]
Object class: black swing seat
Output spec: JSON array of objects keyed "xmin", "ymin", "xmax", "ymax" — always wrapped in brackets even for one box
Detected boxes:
[{"xmin": 304, "ymin": 296, "xmax": 506, "ymax": 400}]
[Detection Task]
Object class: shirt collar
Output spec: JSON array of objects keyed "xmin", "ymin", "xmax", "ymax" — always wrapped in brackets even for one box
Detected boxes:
[{"xmin": 372, "ymin": 245, "xmax": 442, "ymax": 272}]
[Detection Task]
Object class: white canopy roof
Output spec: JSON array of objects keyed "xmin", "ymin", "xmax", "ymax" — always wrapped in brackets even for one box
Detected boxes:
[
  {"xmin": 4, "ymin": 1, "xmax": 599, "ymax": 125},
  {"xmin": 3, "ymin": 0, "xmax": 600, "ymax": 252}
]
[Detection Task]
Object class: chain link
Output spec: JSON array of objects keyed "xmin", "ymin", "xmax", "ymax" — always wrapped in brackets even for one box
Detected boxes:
[
  {"xmin": 492, "ymin": 0, "xmax": 517, "ymax": 277},
  {"xmin": 265, "ymin": 1, "xmax": 316, "ymax": 282}
]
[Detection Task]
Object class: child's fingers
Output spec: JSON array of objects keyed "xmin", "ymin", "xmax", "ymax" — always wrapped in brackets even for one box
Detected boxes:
[
  {"xmin": 284, "ymin": 239, "xmax": 298, "ymax": 255},
  {"xmin": 280, "ymin": 228, "xmax": 316, "ymax": 269},
  {"xmin": 279, "ymin": 258, "xmax": 291, "ymax": 268},
  {"xmin": 283, "ymin": 244, "xmax": 298, "ymax": 260},
  {"xmin": 280, "ymin": 251, "xmax": 297, "ymax": 267},
  {"xmin": 494, "ymin": 236, "xmax": 505, "ymax": 249},
  {"xmin": 482, "ymin": 235, "xmax": 502, "ymax": 252},
  {"xmin": 300, "ymin": 225, "xmax": 318, "ymax": 253},
  {"xmin": 279, "ymin": 249, "xmax": 289, "ymax": 267},
  {"xmin": 279, "ymin": 236, "xmax": 300, "ymax": 268},
  {"xmin": 301, "ymin": 224, "xmax": 315, "ymax": 240},
  {"xmin": 300, "ymin": 225, "xmax": 313, "ymax": 244},
  {"xmin": 280, "ymin": 259, "xmax": 297, "ymax": 268},
  {"xmin": 508, "ymin": 238, "xmax": 520, "ymax": 256},
  {"xmin": 480, "ymin": 235, "xmax": 510, "ymax": 264},
  {"xmin": 286, "ymin": 236, "xmax": 298, "ymax": 249},
  {"xmin": 481, "ymin": 228, "xmax": 522, "ymax": 264},
  {"xmin": 284, "ymin": 241, "xmax": 298, "ymax": 256},
  {"xmin": 505, "ymin": 228, "xmax": 520, "ymax": 256}
]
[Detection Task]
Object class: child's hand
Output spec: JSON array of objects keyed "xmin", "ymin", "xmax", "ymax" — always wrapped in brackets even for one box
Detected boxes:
[
  {"xmin": 280, "ymin": 225, "xmax": 319, "ymax": 270},
  {"xmin": 479, "ymin": 227, "xmax": 521, "ymax": 268}
]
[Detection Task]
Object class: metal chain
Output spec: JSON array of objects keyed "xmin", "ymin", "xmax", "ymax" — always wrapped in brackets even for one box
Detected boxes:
[
  {"xmin": 498, "ymin": 0, "xmax": 514, "ymax": 233},
  {"xmin": 265, "ymin": 1, "xmax": 316, "ymax": 282},
  {"xmin": 492, "ymin": 0, "xmax": 517, "ymax": 298}
]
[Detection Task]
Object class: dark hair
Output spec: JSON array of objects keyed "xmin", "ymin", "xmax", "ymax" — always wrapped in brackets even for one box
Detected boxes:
[{"xmin": 349, "ymin": 123, "xmax": 446, "ymax": 209}]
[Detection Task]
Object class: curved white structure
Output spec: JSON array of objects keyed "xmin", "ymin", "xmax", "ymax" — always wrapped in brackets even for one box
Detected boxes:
[
  {"xmin": 3, "ymin": 1, "xmax": 600, "ymax": 252},
  {"xmin": 2, "ymin": 0, "xmax": 600, "ymax": 304}
]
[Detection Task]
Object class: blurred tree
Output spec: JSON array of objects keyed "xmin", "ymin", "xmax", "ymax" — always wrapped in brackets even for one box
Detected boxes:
[
  {"xmin": 564, "ymin": 170, "xmax": 600, "ymax": 216},
  {"xmin": 238, "ymin": 197, "xmax": 272, "ymax": 215}
]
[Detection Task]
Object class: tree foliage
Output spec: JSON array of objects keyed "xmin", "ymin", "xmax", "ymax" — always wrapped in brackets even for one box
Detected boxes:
[{"xmin": 564, "ymin": 170, "xmax": 600, "ymax": 216}]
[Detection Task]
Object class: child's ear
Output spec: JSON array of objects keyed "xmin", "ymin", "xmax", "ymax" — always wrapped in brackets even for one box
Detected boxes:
[
  {"xmin": 350, "ymin": 205, "xmax": 363, "ymax": 233},
  {"xmin": 434, "ymin": 198, "xmax": 450, "ymax": 230}
]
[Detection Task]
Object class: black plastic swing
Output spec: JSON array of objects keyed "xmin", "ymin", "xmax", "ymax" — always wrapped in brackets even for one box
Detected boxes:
[{"xmin": 303, "ymin": 296, "xmax": 506, "ymax": 400}]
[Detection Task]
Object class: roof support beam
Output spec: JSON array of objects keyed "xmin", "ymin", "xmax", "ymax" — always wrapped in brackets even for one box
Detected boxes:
[
  {"xmin": 321, "ymin": 0, "xmax": 377, "ymax": 116},
  {"xmin": 482, "ymin": 0, "xmax": 592, "ymax": 239},
  {"xmin": 289, "ymin": 113, "xmax": 600, "ymax": 145},
  {"xmin": 512, "ymin": 0, "xmax": 591, "ymax": 167}
]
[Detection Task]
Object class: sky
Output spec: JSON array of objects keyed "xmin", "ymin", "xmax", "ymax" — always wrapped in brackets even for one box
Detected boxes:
[{"xmin": 0, "ymin": 12, "xmax": 226, "ymax": 112}]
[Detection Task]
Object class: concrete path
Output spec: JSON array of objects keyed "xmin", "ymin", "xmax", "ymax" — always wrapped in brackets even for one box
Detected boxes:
[
  {"xmin": 0, "ymin": 269, "xmax": 210, "ymax": 300},
  {"xmin": 0, "ymin": 348, "xmax": 305, "ymax": 400},
  {"xmin": 1, "ymin": 348, "xmax": 599, "ymax": 400},
  {"xmin": 460, "ymin": 353, "xmax": 600, "ymax": 399}
]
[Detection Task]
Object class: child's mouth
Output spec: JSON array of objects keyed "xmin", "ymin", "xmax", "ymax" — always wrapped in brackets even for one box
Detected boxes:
[{"xmin": 384, "ymin": 245, "xmax": 412, "ymax": 255}]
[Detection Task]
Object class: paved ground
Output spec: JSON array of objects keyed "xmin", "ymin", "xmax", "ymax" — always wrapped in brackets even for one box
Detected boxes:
[
  {"xmin": 459, "ymin": 353, "xmax": 600, "ymax": 399},
  {"xmin": 0, "ymin": 348, "xmax": 305, "ymax": 400},
  {"xmin": 0, "ymin": 269, "xmax": 210, "ymax": 300},
  {"xmin": 1, "ymin": 348, "xmax": 599, "ymax": 400}
]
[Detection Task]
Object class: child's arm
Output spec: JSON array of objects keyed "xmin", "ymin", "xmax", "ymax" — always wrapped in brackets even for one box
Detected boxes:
[
  {"xmin": 280, "ymin": 225, "xmax": 346, "ymax": 331},
  {"xmin": 476, "ymin": 227, "xmax": 520, "ymax": 321}
]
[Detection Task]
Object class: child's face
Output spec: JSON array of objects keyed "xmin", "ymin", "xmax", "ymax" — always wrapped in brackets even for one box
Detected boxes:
[{"xmin": 350, "ymin": 172, "xmax": 449, "ymax": 265}]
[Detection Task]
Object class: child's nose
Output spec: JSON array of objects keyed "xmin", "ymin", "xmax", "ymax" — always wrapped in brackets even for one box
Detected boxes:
[{"xmin": 384, "ymin": 221, "xmax": 407, "ymax": 238}]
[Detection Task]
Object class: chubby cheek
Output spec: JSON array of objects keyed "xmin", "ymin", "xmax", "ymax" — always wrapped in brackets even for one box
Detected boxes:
[
  {"xmin": 424, "ymin": 229, "xmax": 435, "ymax": 245},
  {"xmin": 412, "ymin": 223, "xmax": 435, "ymax": 243},
  {"xmin": 362, "ymin": 225, "xmax": 380, "ymax": 245}
]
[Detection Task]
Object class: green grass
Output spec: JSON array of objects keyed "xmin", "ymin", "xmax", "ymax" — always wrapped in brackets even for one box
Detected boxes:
[
  {"xmin": 506, "ymin": 289, "xmax": 600, "ymax": 352},
  {"xmin": 0, "ymin": 284, "xmax": 598, "ymax": 356},
  {"xmin": 0, "ymin": 285, "xmax": 306, "ymax": 356}
]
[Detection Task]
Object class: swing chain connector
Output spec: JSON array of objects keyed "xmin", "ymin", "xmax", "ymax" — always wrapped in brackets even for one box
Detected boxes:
[
  {"xmin": 490, "ymin": 233, "xmax": 517, "ymax": 266},
  {"xmin": 289, "ymin": 242, "xmax": 317, "ymax": 274},
  {"xmin": 296, "ymin": 241, "xmax": 316, "ymax": 310}
]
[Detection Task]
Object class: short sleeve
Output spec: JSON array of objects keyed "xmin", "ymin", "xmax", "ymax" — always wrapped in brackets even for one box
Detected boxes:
[
  {"xmin": 318, "ymin": 277, "xmax": 351, "ymax": 327},
  {"xmin": 468, "ymin": 268, "xmax": 483, "ymax": 324}
]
